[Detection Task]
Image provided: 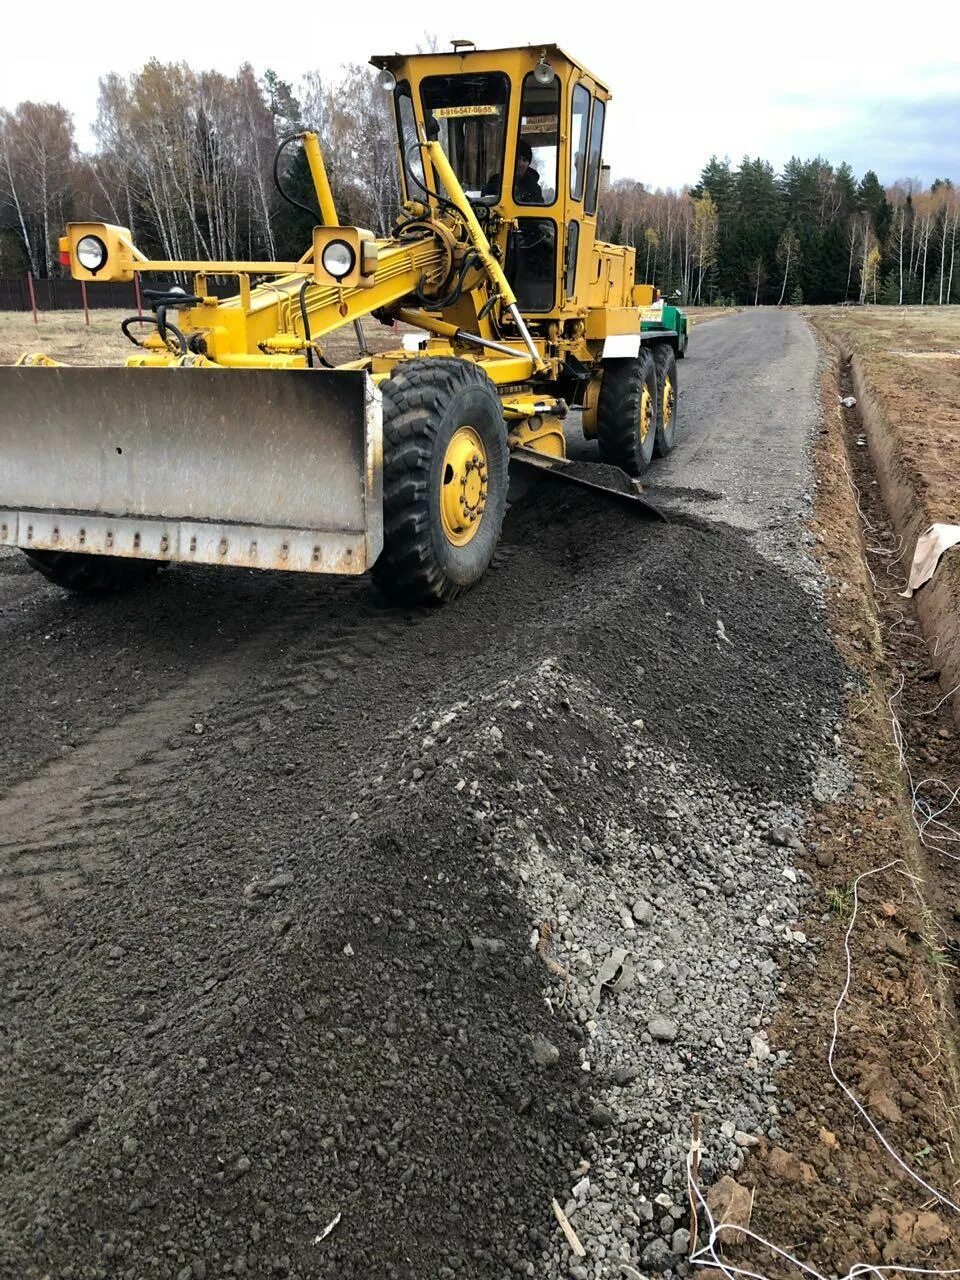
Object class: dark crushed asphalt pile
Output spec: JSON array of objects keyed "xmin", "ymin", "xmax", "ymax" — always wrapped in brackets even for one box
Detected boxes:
[{"xmin": 0, "ymin": 482, "xmax": 844, "ymax": 1279}]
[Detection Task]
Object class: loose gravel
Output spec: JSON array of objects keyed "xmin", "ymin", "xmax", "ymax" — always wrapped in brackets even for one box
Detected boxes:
[{"xmin": 0, "ymin": 311, "xmax": 850, "ymax": 1277}]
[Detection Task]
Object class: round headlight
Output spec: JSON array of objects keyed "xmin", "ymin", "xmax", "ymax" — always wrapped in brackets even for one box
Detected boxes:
[
  {"xmin": 377, "ymin": 67, "xmax": 397, "ymax": 92},
  {"xmin": 533, "ymin": 57, "xmax": 555, "ymax": 86},
  {"xmin": 321, "ymin": 239, "xmax": 355, "ymax": 280},
  {"xmin": 76, "ymin": 234, "xmax": 108, "ymax": 273}
]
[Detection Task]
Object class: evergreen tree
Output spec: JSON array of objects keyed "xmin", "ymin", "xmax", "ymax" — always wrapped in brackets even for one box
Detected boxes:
[{"xmin": 857, "ymin": 170, "xmax": 891, "ymax": 247}]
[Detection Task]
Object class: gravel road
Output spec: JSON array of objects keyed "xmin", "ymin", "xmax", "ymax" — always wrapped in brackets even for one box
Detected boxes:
[{"xmin": 0, "ymin": 310, "xmax": 848, "ymax": 1278}]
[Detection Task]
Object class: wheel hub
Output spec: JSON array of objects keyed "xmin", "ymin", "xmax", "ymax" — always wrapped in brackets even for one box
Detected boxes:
[
  {"xmin": 639, "ymin": 386, "xmax": 654, "ymax": 444},
  {"xmin": 662, "ymin": 375, "xmax": 675, "ymax": 427},
  {"xmin": 440, "ymin": 426, "xmax": 488, "ymax": 546}
]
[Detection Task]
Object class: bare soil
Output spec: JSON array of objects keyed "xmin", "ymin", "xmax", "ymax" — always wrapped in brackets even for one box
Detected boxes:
[
  {"xmin": 809, "ymin": 308, "xmax": 960, "ymax": 528},
  {"xmin": 682, "ymin": 306, "xmax": 741, "ymax": 325},
  {"xmin": 809, "ymin": 308, "xmax": 960, "ymax": 724}
]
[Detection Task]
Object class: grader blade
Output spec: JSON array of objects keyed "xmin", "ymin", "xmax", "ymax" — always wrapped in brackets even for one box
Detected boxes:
[
  {"xmin": 509, "ymin": 448, "xmax": 668, "ymax": 521},
  {"xmin": 0, "ymin": 366, "xmax": 383, "ymax": 574}
]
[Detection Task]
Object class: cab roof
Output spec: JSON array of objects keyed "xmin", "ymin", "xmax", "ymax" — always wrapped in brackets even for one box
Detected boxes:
[{"xmin": 370, "ymin": 43, "xmax": 611, "ymax": 95}]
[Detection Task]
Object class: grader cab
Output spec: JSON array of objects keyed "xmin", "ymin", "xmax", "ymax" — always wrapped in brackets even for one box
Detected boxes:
[{"xmin": 0, "ymin": 43, "xmax": 687, "ymax": 605}]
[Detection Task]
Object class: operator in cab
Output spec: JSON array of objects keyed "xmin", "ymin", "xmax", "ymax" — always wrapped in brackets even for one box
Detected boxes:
[{"xmin": 483, "ymin": 140, "xmax": 543, "ymax": 203}]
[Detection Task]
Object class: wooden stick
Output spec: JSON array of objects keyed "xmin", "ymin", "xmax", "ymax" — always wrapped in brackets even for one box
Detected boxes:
[
  {"xmin": 688, "ymin": 1111, "xmax": 702, "ymax": 1254},
  {"xmin": 26, "ymin": 272, "xmax": 38, "ymax": 326},
  {"xmin": 552, "ymin": 1197, "xmax": 586, "ymax": 1258}
]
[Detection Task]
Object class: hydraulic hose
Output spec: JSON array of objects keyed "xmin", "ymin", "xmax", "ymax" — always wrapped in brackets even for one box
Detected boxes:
[{"xmin": 273, "ymin": 134, "xmax": 321, "ymax": 222}]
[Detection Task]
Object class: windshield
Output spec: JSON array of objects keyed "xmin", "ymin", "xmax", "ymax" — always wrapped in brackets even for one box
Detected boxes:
[{"xmin": 420, "ymin": 72, "xmax": 510, "ymax": 200}]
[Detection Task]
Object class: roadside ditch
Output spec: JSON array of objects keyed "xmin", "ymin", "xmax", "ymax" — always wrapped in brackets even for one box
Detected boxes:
[{"xmin": 729, "ymin": 338, "xmax": 960, "ymax": 1279}]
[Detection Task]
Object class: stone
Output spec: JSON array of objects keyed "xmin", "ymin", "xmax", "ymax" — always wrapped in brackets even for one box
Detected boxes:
[
  {"xmin": 531, "ymin": 1033, "xmax": 560, "ymax": 1068},
  {"xmin": 640, "ymin": 1238, "xmax": 673, "ymax": 1272},
  {"xmin": 750, "ymin": 1033, "xmax": 771, "ymax": 1061},
  {"xmin": 561, "ymin": 881, "xmax": 583, "ymax": 909},
  {"xmin": 589, "ymin": 1102, "xmax": 617, "ymax": 1128},
  {"xmin": 632, "ymin": 900, "xmax": 655, "ymax": 926},
  {"xmin": 648, "ymin": 1015, "xmax": 678, "ymax": 1042}
]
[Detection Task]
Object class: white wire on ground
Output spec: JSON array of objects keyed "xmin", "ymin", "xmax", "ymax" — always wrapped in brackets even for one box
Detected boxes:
[
  {"xmin": 687, "ymin": 859, "xmax": 960, "ymax": 1280},
  {"xmin": 679, "ymin": 400, "xmax": 960, "ymax": 1280}
]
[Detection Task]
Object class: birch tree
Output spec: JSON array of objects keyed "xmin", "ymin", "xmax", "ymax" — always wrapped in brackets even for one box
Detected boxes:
[
  {"xmin": 776, "ymin": 226, "xmax": 800, "ymax": 305},
  {"xmin": 0, "ymin": 102, "xmax": 75, "ymax": 274},
  {"xmin": 691, "ymin": 193, "xmax": 718, "ymax": 304}
]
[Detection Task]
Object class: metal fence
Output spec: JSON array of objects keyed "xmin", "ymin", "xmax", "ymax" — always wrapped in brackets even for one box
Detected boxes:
[
  {"xmin": 0, "ymin": 276, "xmax": 141, "ymax": 311},
  {"xmin": 0, "ymin": 275, "xmax": 238, "ymax": 312}
]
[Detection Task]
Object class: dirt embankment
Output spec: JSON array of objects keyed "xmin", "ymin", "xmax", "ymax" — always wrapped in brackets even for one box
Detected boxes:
[{"xmin": 809, "ymin": 308, "xmax": 960, "ymax": 726}]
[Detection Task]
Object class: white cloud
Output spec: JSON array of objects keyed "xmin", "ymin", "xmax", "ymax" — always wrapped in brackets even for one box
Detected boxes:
[{"xmin": 1, "ymin": 0, "xmax": 958, "ymax": 186}]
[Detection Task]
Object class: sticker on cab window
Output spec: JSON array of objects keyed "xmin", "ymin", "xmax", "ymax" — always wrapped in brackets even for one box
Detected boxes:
[{"xmin": 432, "ymin": 105, "xmax": 501, "ymax": 118}]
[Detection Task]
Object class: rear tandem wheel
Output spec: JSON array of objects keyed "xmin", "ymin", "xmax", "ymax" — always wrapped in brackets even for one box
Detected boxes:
[
  {"xmin": 652, "ymin": 343, "xmax": 679, "ymax": 458},
  {"xmin": 596, "ymin": 347, "xmax": 658, "ymax": 476}
]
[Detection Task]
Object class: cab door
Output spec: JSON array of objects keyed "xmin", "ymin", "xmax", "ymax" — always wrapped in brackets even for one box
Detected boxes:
[{"xmin": 503, "ymin": 69, "xmax": 562, "ymax": 314}]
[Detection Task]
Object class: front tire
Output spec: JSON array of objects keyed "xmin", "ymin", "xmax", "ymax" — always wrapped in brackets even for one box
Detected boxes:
[
  {"xmin": 24, "ymin": 550, "xmax": 161, "ymax": 595},
  {"xmin": 372, "ymin": 358, "xmax": 509, "ymax": 605},
  {"xmin": 596, "ymin": 348, "xmax": 658, "ymax": 476}
]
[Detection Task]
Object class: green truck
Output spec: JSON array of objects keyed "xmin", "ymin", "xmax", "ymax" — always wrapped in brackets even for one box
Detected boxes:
[{"xmin": 640, "ymin": 296, "xmax": 690, "ymax": 358}]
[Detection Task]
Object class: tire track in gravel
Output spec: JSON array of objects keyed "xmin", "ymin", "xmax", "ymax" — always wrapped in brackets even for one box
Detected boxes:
[
  {"xmin": 0, "ymin": 545, "xmax": 522, "ymax": 933},
  {"xmin": 0, "ymin": 583, "xmax": 392, "ymax": 930}
]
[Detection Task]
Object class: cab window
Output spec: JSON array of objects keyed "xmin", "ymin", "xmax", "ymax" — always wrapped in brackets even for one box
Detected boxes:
[
  {"xmin": 570, "ymin": 84, "xmax": 590, "ymax": 202},
  {"xmin": 514, "ymin": 72, "xmax": 560, "ymax": 205},
  {"xmin": 505, "ymin": 218, "xmax": 557, "ymax": 311},
  {"xmin": 420, "ymin": 73, "xmax": 511, "ymax": 200},
  {"xmin": 584, "ymin": 97, "xmax": 606, "ymax": 216},
  {"xmin": 394, "ymin": 81, "xmax": 425, "ymax": 197}
]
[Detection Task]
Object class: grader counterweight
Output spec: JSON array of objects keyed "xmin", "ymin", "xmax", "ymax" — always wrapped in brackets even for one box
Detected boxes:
[{"xmin": 0, "ymin": 43, "xmax": 688, "ymax": 605}]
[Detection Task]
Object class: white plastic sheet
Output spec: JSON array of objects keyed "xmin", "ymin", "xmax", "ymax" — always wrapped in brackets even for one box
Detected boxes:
[{"xmin": 901, "ymin": 523, "xmax": 960, "ymax": 597}]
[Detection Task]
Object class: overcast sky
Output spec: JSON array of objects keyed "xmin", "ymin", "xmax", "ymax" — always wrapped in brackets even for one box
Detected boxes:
[{"xmin": 2, "ymin": 0, "xmax": 958, "ymax": 189}]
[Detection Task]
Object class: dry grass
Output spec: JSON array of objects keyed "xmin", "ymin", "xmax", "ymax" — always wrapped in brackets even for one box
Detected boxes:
[
  {"xmin": 0, "ymin": 309, "xmax": 133, "ymax": 366},
  {"xmin": 0, "ymin": 309, "xmax": 404, "ymax": 367},
  {"xmin": 809, "ymin": 306, "xmax": 960, "ymax": 525},
  {"xmin": 684, "ymin": 305, "xmax": 740, "ymax": 325}
]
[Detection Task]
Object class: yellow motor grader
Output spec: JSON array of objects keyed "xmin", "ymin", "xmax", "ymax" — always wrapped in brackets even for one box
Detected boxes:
[{"xmin": 0, "ymin": 43, "xmax": 684, "ymax": 604}]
